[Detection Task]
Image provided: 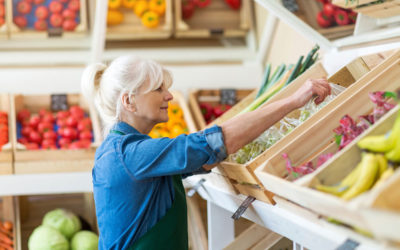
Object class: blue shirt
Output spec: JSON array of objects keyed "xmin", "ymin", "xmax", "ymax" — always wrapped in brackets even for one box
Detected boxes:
[{"xmin": 93, "ymin": 121, "xmax": 227, "ymax": 249}]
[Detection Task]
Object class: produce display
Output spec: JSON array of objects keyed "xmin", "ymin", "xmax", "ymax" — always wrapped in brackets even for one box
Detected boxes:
[
  {"xmin": 315, "ymin": 99, "xmax": 400, "ymax": 201},
  {"xmin": 199, "ymin": 102, "xmax": 231, "ymax": 124},
  {"xmin": 0, "ymin": 0, "xmax": 5, "ymax": 27},
  {"xmin": 227, "ymin": 45, "xmax": 322, "ymax": 164},
  {"xmin": 16, "ymin": 105, "xmax": 93, "ymax": 150},
  {"xmin": 316, "ymin": 0, "xmax": 357, "ymax": 28},
  {"xmin": 283, "ymin": 91, "xmax": 396, "ymax": 179},
  {"xmin": 107, "ymin": 0, "xmax": 166, "ymax": 28},
  {"xmin": 28, "ymin": 208, "xmax": 98, "ymax": 250},
  {"xmin": 148, "ymin": 103, "xmax": 189, "ymax": 138},
  {"xmin": 182, "ymin": 0, "xmax": 240, "ymax": 20},
  {"xmin": 12, "ymin": 0, "xmax": 81, "ymax": 32},
  {"xmin": 0, "ymin": 111, "xmax": 8, "ymax": 151},
  {"xmin": 0, "ymin": 219, "xmax": 14, "ymax": 250}
]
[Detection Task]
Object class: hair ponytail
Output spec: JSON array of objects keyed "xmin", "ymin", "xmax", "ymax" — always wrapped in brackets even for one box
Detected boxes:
[{"xmin": 81, "ymin": 63, "xmax": 107, "ymax": 102}]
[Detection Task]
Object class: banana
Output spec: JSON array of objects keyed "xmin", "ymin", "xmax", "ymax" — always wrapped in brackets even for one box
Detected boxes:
[
  {"xmin": 315, "ymin": 184, "xmax": 348, "ymax": 196},
  {"xmin": 375, "ymin": 154, "xmax": 388, "ymax": 177},
  {"xmin": 385, "ymin": 138, "xmax": 400, "ymax": 162},
  {"xmin": 341, "ymin": 153, "xmax": 379, "ymax": 201},
  {"xmin": 340, "ymin": 160, "xmax": 362, "ymax": 187},
  {"xmin": 357, "ymin": 109, "xmax": 400, "ymax": 153},
  {"xmin": 373, "ymin": 167, "xmax": 394, "ymax": 189}
]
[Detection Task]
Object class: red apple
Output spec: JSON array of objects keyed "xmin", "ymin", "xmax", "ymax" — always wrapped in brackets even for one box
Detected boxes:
[
  {"xmin": 29, "ymin": 131, "xmax": 42, "ymax": 144},
  {"xmin": 42, "ymin": 113, "xmax": 54, "ymax": 123},
  {"xmin": 56, "ymin": 110, "xmax": 70, "ymax": 120},
  {"xmin": 35, "ymin": 6, "xmax": 49, "ymax": 19},
  {"xmin": 17, "ymin": 1, "xmax": 32, "ymax": 14},
  {"xmin": 38, "ymin": 122, "xmax": 53, "ymax": 134},
  {"xmin": 49, "ymin": 1, "xmax": 63, "ymax": 13},
  {"xmin": 77, "ymin": 118, "xmax": 92, "ymax": 131},
  {"xmin": 17, "ymin": 109, "xmax": 31, "ymax": 123},
  {"xmin": 62, "ymin": 19, "xmax": 77, "ymax": 31},
  {"xmin": 62, "ymin": 9, "xmax": 76, "ymax": 20},
  {"xmin": 43, "ymin": 130, "xmax": 57, "ymax": 141},
  {"xmin": 62, "ymin": 127, "xmax": 77, "ymax": 140},
  {"xmin": 21, "ymin": 126, "xmax": 33, "ymax": 137},
  {"xmin": 66, "ymin": 116, "xmax": 77, "ymax": 127},
  {"xmin": 58, "ymin": 137, "xmax": 71, "ymax": 148},
  {"xmin": 28, "ymin": 115, "xmax": 41, "ymax": 129},
  {"xmin": 79, "ymin": 130, "xmax": 92, "ymax": 140},
  {"xmin": 50, "ymin": 13, "xmax": 63, "ymax": 27}
]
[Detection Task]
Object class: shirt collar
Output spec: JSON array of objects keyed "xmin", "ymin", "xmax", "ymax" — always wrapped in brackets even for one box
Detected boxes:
[{"xmin": 112, "ymin": 121, "xmax": 142, "ymax": 135}]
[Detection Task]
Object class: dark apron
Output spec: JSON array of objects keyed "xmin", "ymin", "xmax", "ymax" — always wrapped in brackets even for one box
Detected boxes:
[{"xmin": 110, "ymin": 129, "xmax": 189, "ymax": 250}]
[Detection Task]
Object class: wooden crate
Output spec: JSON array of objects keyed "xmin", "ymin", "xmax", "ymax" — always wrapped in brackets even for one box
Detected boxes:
[
  {"xmin": 220, "ymin": 56, "xmax": 384, "ymax": 203},
  {"xmin": 0, "ymin": 94, "xmax": 13, "ymax": 175},
  {"xmin": 171, "ymin": 90, "xmax": 197, "ymax": 133},
  {"xmin": 332, "ymin": 0, "xmax": 376, "ymax": 9},
  {"xmin": 296, "ymin": 0, "xmax": 355, "ymax": 40},
  {"xmin": 174, "ymin": 0, "xmax": 251, "ymax": 38},
  {"xmin": 11, "ymin": 93, "xmax": 102, "ymax": 174},
  {"xmin": 0, "ymin": 196, "xmax": 21, "ymax": 250},
  {"xmin": 333, "ymin": 0, "xmax": 400, "ymax": 18},
  {"xmin": 18, "ymin": 193, "xmax": 97, "ymax": 250},
  {"xmin": 7, "ymin": 0, "xmax": 88, "ymax": 39},
  {"xmin": 106, "ymin": 0, "xmax": 173, "ymax": 40},
  {"xmin": 255, "ymin": 56, "xmax": 400, "ymax": 229},
  {"xmin": 189, "ymin": 89, "xmax": 254, "ymax": 130}
]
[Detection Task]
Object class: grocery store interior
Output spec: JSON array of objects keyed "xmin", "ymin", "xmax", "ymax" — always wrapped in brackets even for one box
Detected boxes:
[{"xmin": 0, "ymin": 0, "xmax": 400, "ymax": 249}]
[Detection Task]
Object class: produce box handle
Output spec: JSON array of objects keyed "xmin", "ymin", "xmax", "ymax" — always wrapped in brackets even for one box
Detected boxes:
[{"xmin": 231, "ymin": 196, "xmax": 255, "ymax": 220}]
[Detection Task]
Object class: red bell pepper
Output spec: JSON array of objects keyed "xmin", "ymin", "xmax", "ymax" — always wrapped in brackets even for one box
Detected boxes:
[
  {"xmin": 225, "ymin": 0, "xmax": 240, "ymax": 10},
  {"xmin": 334, "ymin": 9, "xmax": 349, "ymax": 26},
  {"xmin": 182, "ymin": 0, "xmax": 195, "ymax": 19},
  {"xmin": 193, "ymin": 0, "xmax": 211, "ymax": 8}
]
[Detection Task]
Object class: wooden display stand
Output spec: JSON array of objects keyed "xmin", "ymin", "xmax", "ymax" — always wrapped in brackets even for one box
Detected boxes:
[
  {"xmin": 171, "ymin": 90, "xmax": 197, "ymax": 133},
  {"xmin": 7, "ymin": 0, "xmax": 88, "ymax": 39},
  {"xmin": 106, "ymin": 0, "xmax": 173, "ymax": 40},
  {"xmin": 0, "ymin": 94, "xmax": 13, "ymax": 175},
  {"xmin": 333, "ymin": 0, "xmax": 400, "ymax": 18},
  {"xmin": 296, "ymin": 0, "xmax": 355, "ymax": 40},
  {"xmin": 11, "ymin": 93, "xmax": 102, "ymax": 174},
  {"xmin": 174, "ymin": 0, "xmax": 251, "ymax": 38},
  {"xmin": 0, "ymin": 196, "xmax": 21, "ymax": 250},
  {"xmin": 188, "ymin": 89, "xmax": 253, "ymax": 130}
]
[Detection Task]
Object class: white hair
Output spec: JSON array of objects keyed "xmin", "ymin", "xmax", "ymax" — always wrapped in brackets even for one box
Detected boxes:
[{"xmin": 81, "ymin": 56, "xmax": 173, "ymax": 137}]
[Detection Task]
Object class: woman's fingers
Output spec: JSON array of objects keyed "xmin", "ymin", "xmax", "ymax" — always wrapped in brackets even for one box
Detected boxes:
[{"xmin": 311, "ymin": 79, "xmax": 331, "ymax": 104}]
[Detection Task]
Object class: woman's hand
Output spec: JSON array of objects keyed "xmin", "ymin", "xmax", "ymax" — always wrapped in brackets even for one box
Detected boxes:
[{"xmin": 290, "ymin": 78, "xmax": 331, "ymax": 109}]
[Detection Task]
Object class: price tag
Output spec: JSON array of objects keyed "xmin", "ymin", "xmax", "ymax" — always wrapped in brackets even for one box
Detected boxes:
[
  {"xmin": 48, "ymin": 28, "xmax": 63, "ymax": 38},
  {"xmin": 281, "ymin": 0, "xmax": 299, "ymax": 12},
  {"xmin": 335, "ymin": 239, "xmax": 360, "ymax": 250},
  {"xmin": 51, "ymin": 94, "xmax": 68, "ymax": 111},
  {"xmin": 220, "ymin": 89, "xmax": 237, "ymax": 105},
  {"xmin": 231, "ymin": 196, "xmax": 255, "ymax": 220},
  {"xmin": 187, "ymin": 179, "xmax": 206, "ymax": 197},
  {"xmin": 210, "ymin": 29, "xmax": 224, "ymax": 36}
]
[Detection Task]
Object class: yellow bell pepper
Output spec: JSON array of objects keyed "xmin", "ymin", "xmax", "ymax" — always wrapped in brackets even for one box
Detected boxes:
[
  {"xmin": 149, "ymin": 0, "xmax": 166, "ymax": 16},
  {"xmin": 134, "ymin": 1, "xmax": 149, "ymax": 17},
  {"xmin": 141, "ymin": 11, "xmax": 160, "ymax": 28},
  {"xmin": 107, "ymin": 10, "xmax": 124, "ymax": 26},
  {"xmin": 108, "ymin": 0, "xmax": 122, "ymax": 10},
  {"xmin": 122, "ymin": 0, "xmax": 137, "ymax": 8}
]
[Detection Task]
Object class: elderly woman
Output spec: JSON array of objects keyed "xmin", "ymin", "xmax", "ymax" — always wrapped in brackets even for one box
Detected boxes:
[{"xmin": 81, "ymin": 56, "xmax": 330, "ymax": 250}]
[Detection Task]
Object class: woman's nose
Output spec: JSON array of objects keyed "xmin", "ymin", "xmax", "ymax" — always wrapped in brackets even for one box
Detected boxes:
[{"xmin": 165, "ymin": 90, "xmax": 173, "ymax": 101}]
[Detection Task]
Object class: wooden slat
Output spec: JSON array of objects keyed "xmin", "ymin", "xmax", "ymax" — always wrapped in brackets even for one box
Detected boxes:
[
  {"xmin": 0, "ymin": 94, "xmax": 13, "ymax": 175},
  {"xmin": 224, "ymin": 223, "xmax": 272, "ymax": 250},
  {"xmin": 187, "ymin": 196, "xmax": 208, "ymax": 250},
  {"xmin": 172, "ymin": 90, "xmax": 197, "ymax": 133}
]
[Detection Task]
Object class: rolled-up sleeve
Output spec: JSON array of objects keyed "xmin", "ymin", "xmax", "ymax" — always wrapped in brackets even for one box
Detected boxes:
[{"xmin": 119, "ymin": 125, "xmax": 227, "ymax": 180}]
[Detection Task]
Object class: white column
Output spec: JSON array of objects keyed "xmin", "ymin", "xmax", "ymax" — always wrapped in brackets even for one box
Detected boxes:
[{"xmin": 207, "ymin": 201, "xmax": 235, "ymax": 250}]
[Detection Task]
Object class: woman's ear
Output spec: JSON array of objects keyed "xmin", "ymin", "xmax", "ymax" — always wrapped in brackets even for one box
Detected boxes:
[{"xmin": 121, "ymin": 93, "xmax": 136, "ymax": 112}]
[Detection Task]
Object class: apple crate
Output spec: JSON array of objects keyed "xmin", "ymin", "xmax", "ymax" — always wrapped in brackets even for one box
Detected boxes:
[
  {"xmin": 188, "ymin": 89, "xmax": 254, "ymax": 130},
  {"xmin": 18, "ymin": 193, "xmax": 97, "ymax": 250},
  {"xmin": 0, "ymin": 196, "xmax": 21, "ymax": 250},
  {"xmin": 259, "ymin": 106, "xmax": 400, "ymax": 243},
  {"xmin": 296, "ymin": 0, "xmax": 355, "ymax": 40},
  {"xmin": 333, "ymin": 0, "xmax": 400, "ymax": 18},
  {"xmin": 106, "ymin": 0, "xmax": 173, "ymax": 40},
  {"xmin": 220, "ymin": 56, "xmax": 385, "ymax": 204},
  {"xmin": 8, "ymin": 0, "xmax": 88, "ymax": 39},
  {"xmin": 0, "ymin": 94, "xmax": 13, "ymax": 175},
  {"xmin": 174, "ymin": 0, "xmax": 251, "ymax": 38},
  {"xmin": 255, "ymin": 52, "xmax": 400, "ymax": 209},
  {"xmin": 11, "ymin": 93, "xmax": 102, "ymax": 174}
]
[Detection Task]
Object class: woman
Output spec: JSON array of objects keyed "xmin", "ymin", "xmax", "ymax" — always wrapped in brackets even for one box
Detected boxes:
[{"xmin": 81, "ymin": 56, "xmax": 330, "ymax": 250}]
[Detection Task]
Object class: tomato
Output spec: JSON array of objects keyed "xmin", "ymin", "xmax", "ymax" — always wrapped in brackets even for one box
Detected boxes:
[
  {"xmin": 62, "ymin": 127, "xmax": 78, "ymax": 140},
  {"xmin": 59, "ymin": 0, "xmax": 69, "ymax": 3},
  {"xmin": 58, "ymin": 137, "xmax": 71, "ymax": 146},
  {"xmin": 43, "ymin": 130, "xmax": 57, "ymax": 141},
  {"xmin": 193, "ymin": 0, "xmax": 210, "ymax": 8},
  {"xmin": 323, "ymin": 3, "xmax": 336, "ymax": 17},
  {"xmin": 224, "ymin": 0, "xmax": 240, "ymax": 10},
  {"xmin": 66, "ymin": 116, "xmax": 78, "ymax": 128},
  {"xmin": 70, "ymin": 106, "xmax": 85, "ymax": 119},
  {"xmin": 17, "ymin": 1, "xmax": 32, "ymax": 15},
  {"xmin": 335, "ymin": 9, "xmax": 349, "ymax": 26},
  {"xmin": 69, "ymin": 141, "xmax": 82, "ymax": 150},
  {"xmin": 18, "ymin": 137, "xmax": 29, "ymax": 144},
  {"xmin": 22, "ymin": 126, "xmax": 33, "ymax": 137},
  {"xmin": 57, "ymin": 110, "xmax": 70, "ymax": 120},
  {"xmin": 49, "ymin": 1, "xmax": 63, "ymax": 13},
  {"xmin": 316, "ymin": 11, "xmax": 333, "ymax": 28},
  {"xmin": 77, "ymin": 118, "xmax": 92, "ymax": 131},
  {"xmin": 57, "ymin": 127, "xmax": 65, "ymax": 136},
  {"xmin": 62, "ymin": 9, "xmax": 76, "ymax": 20},
  {"xmin": 182, "ymin": 0, "xmax": 195, "ymax": 19},
  {"xmin": 63, "ymin": 19, "xmax": 77, "ymax": 31},
  {"xmin": 17, "ymin": 109, "xmax": 31, "ymax": 123},
  {"xmin": 29, "ymin": 131, "xmax": 42, "ymax": 144},
  {"xmin": 14, "ymin": 16, "xmax": 28, "ymax": 28},
  {"xmin": 38, "ymin": 122, "xmax": 53, "ymax": 134},
  {"xmin": 34, "ymin": 19, "xmax": 48, "ymax": 30},
  {"xmin": 0, "ymin": 4, "xmax": 5, "ymax": 18},
  {"xmin": 35, "ymin": 6, "xmax": 49, "ymax": 19},
  {"xmin": 68, "ymin": 0, "xmax": 80, "ymax": 11},
  {"xmin": 79, "ymin": 130, "xmax": 92, "ymax": 140},
  {"xmin": 42, "ymin": 113, "xmax": 54, "ymax": 123},
  {"xmin": 42, "ymin": 144, "xmax": 57, "ymax": 150},
  {"xmin": 78, "ymin": 139, "xmax": 91, "ymax": 148},
  {"xmin": 0, "ymin": 116, "xmax": 7, "ymax": 125},
  {"xmin": 50, "ymin": 13, "xmax": 64, "ymax": 27},
  {"xmin": 25, "ymin": 142, "xmax": 39, "ymax": 150},
  {"xmin": 34, "ymin": 0, "xmax": 45, "ymax": 4},
  {"xmin": 28, "ymin": 115, "xmax": 41, "ymax": 129},
  {"xmin": 57, "ymin": 118, "xmax": 67, "ymax": 128},
  {"xmin": 41, "ymin": 138, "xmax": 56, "ymax": 148}
]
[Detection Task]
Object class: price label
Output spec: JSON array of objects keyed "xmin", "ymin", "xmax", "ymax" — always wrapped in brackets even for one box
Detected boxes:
[
  {"xmin": 220, "ymin": 89, "xmax": 237, "ymax": 105},
  {"xmin": 281, "ymin": 0, "xmax": 299, "ymax": 12},
  {"xmin": 48, "ymin": 28, "xmax": 63, "ymax": 38},
  {"xmin": 51, "ymin": 94, "xmax": 68, "ymax": 111}
]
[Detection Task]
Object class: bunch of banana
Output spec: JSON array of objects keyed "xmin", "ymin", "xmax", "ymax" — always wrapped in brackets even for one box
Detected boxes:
[
  {"xmin": 316, "ymin": 153, "xmax": 393, "ymax": 200},
  {"xmin": 357, "ymin": 109, "xmax": 400, "ymax": 162}
]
